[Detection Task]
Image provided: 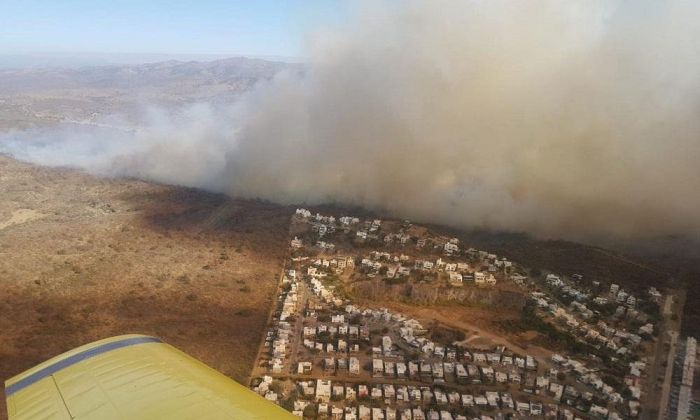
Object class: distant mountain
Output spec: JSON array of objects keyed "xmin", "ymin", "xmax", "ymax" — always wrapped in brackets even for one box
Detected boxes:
[
  {"xmin": 0, "ymin": 57, "xmax": 301, "ymax": 130},
  {"xmin": 0, "ymin": 56, "xmax": 299, "ymax": 94}
]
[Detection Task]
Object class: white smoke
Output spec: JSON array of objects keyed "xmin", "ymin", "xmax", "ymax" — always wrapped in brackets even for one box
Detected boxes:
[{"xmin": 2, "ymin": 0, "xmax": 700, "ymax": 241}]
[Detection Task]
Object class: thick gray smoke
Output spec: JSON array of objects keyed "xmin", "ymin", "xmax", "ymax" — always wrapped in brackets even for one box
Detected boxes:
[{"xmin": 2, "ymin": 0, "xmax": 700, "ymax": 241}]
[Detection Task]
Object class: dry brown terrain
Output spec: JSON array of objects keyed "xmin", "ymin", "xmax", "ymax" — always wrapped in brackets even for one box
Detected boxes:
[{"xmin": 0, "ymin": 155, "xmax": 292, "ymax": 418}]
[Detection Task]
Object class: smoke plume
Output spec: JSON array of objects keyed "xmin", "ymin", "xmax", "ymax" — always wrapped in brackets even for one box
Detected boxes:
[{"xmin": 2, "ymin": 0, "xmax": 700, "ymax": 241}]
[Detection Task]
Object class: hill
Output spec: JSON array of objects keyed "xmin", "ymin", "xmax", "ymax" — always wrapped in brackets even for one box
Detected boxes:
[
  {"xmin": 0, "ymin": 155, "xmax": 292, "ymax": 418},
  {"xmin": 0, "ymin": 57, "xmax": 299, "ymax": 130}
]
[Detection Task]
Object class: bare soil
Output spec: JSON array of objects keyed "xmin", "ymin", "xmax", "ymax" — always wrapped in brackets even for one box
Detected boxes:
[{"xmin": 0, "ymin": 156, "xmax": 292, "ymax": 418}]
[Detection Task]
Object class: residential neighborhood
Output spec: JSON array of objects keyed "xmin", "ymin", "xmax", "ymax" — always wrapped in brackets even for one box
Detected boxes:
[{"xmin": 249, "ymin": 210, "xmax": 679, "ymax": 419}]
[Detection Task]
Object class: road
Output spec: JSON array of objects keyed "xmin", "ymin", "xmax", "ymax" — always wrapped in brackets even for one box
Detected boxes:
[
  {"xmin": 640, "ymin": 290, "xmax": 685, "ymax": 420},
  {"xmin": 657, "ymin": 331, "xmax": 679, "ymax": 420},
  {"xmin": 287, "ymin": 281, "xmax": 310, "ymax": 375},
  {"xmin": 248, "ymin": 264, "xmax": 288, "ymax": 384}
]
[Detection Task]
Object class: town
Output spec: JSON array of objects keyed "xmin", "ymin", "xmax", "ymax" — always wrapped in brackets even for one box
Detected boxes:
[{"xmin": 248, "ymin": 209, "xmax": 684, "ymax": 419}]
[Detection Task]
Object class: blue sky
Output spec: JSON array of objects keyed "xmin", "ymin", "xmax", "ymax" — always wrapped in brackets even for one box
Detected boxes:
[{"xmin": 0, "ymin": 1, "xmax": 349, "ymax": 59}]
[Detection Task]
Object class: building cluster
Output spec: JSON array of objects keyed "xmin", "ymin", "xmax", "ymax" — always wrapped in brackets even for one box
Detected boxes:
[
  {"xmin": 250, "ymin": 210, "xmax": 665, "ymax": 419},
  {"xmin": 531, "ymin": 289, "xmax": 646, "ymax": 356},
  {"xmin": 261, "ymin": 269, "xmax": 301, "ymax": 375},
  {"xmin": 289, "ymin": 378, "xmax": 598, "ymax": 420},
  {"xmin": 294, "ymin": 209, "xmax": 512, "ymax": 291},
  {"xmin": 668, "ymin": 337, "xmax": 697, "ymax": 420},
  {"xmin": 357, "ymin": 252, "xmax": 499, "ymax": 288},
  {"xmin": 522, "ymin": 269, "xmax": 665, "ymax": 418}
]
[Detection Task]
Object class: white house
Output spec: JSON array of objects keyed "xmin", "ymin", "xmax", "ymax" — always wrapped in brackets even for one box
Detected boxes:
[{"xmin": 448, "ymin": 272, "xmax": 463, "ymax": 287}]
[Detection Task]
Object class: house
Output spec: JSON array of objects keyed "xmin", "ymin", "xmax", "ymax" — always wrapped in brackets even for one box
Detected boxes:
[
  {"xmin": 589, "ymin": 405, "xmax": 608, "ymax": 417},
  {"xmin": 435, "ymin": 258, "xmax": 446, "ymax": 269},
  {"xmin": 456, "ymin": 364, "xmax": 468, "ymax": 383},
  {"xmin": 409, "ymin": 362, "xmax": 420, "ymax": 379},
  {"xmin": 317, "ymin": 402, "xmax": 328, "ymax": 416},
  {"xmin": 467, "ymin": 365, "xmax": 481, "ymax": 384},
  {"xmin": 297, "ymin": 361, "xmax": 312, "ymax": 374},
  {"xmin": 295, "ymin": 208, "xmax": 311, "ymax": 218},
  {"xmin": 324, "ymin": 357, "xmax": 336, "ymax": 373},
  {"xmin": 639, "ymin": 323, "xmax": 654, "ymax": 336},
  {"xmin": 345, "ymin": 386, "xmax": 356, "ymax": 401},
  {"xmin": 349, "ymin": 357, "xmax": 360, "ymax": 375},
  {"xmin": 485, "ymin": 391, "xmax": 499, "ymax": 407},
  {"xmin": 432, "ymin": 362, "xmax": 445, "ymax": 382},
  {"xmin": 485, "ymin": 273, "xmax": 497, "ymax": 285},
  {"xmin": 448, "ymin": 272, "xmax": 463, "ymax": 287},
  {"xmin": 396, "ymin": 362, "xmax": 407, "ymax": 378},
  {"xmin": 549, "ymin": 382, "xmax": 564, "ymax": 402},
  {"xmin": 358, "ymin": 405, "xmax": 371, "ymax": 420},
  {"xmin": 480, "ymin": 366, "xmax": 494, "ymax": 382},
  {"xmin": 383, "ymin": 336, "xmax": 393, "ymax": 354},
  {"xmin": 511, "ymin": 273, "xmax": 528, "ymax": 285},
  {"xmin": 501, "ymin": 393, "xmax": 514, "ymax": 409},
  {"xmin": 474, "ymin": 395, "xmax": 488, "ymax": 406},
  {"xmin": 316, "ymin": 379, "xmax": 332, "ymax": 402},
  {"xmin": 434, "ymin": 389, "xmax": 447, "ymax": 404},
  {"xmin": 330, "ymin": 406, "xmax": 343, "ymax": 420},
  {"xmin": 420, "ymin": 362, "xmax": 432, "ymax": 380},
  {"xmin": 385, "ymin": 361, "xmax": 395, "ymax": 377},
  {"xmin": 383, "ymin": 384, "xmax": 396, "ymax": 399},
  {"xmin": 360, "ymin": 326, "xmax": 370, "ymax": 340},
  {"xmin": 526, "ymin": 355, "xmax": 538, "ymax": 371},
  {"xmin": 474, "ymin": 272, "xmax": 486, "ymax": 284},
  {"xmin": 439, "ymin": 411, "xmax": 452, "ymax": 420},
  {"xmin": 516, "ymin": 401, "xmax": 530, "ymax": 413},
  {"xmin": 444, "ymin": 242, "xmax": 460, "ymax": 254},
  {"xmin": 412, "ymin": 408, "xmax": 426, "ymax": 420},
  {"xmin": 373, "ymin": 359, "xmax": 384, "ymax": 376},
  {"xmin": 332, "ymin": 384, "xmax": 345, "ymax": 399},
  {"xmin": 422, "ymin": 388, "xmax": 433, "ymax": 404},
  {"xmin": 486, "ymin": 353, "xmax": 501, "ymax": 364},
  {"xmin": 495, "ymin": 371, "xmax": 508, "ymax": 383},
  {"xmin": 530, "ymin": 402, "xmax": 543, "ymax": 416},
  {"xmin": 409, "ymin": 387, "xmax": 422, "ymax": 402},
  {"xmin": 546, "ymin": 274, "xmax": 563, "ymax": 287},
  {"xmin": 648, "ymin": 287, "xmax": 662, "ymax": 302}
]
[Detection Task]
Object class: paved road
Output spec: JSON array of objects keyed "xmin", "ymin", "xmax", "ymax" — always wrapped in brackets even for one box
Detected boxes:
[
  {"xmin": 640, "ymin": 290, "xmax": 684, "ymax": 420},
  {"xmin": 657, "ymin": 330, "xmax": 679, "ymax": 420}
]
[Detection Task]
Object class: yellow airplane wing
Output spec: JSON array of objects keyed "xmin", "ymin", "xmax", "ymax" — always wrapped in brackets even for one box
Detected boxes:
[{"xmin": 5, "ymin": 334, "xmax": 296, "ymax": 420}]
